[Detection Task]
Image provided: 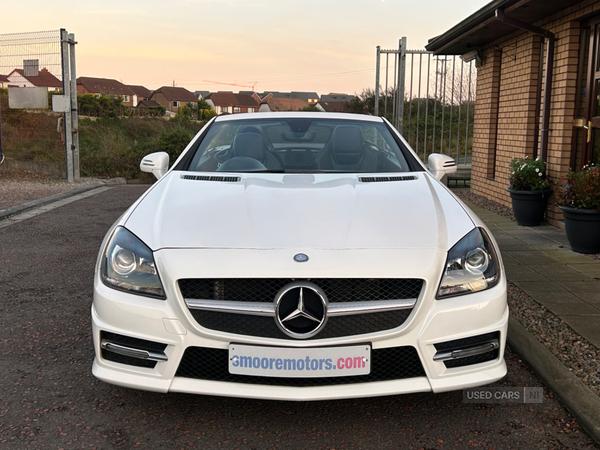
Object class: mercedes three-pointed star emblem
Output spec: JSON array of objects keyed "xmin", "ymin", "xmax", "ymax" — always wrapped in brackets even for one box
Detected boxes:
[{"xmin": 274, "ymin": 281, "xmax": 328, "ymax": 339}]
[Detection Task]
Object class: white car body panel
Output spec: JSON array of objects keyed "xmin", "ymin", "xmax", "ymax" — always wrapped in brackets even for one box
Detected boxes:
[
  {"xmin": 125, "ymin": 171, "xmax": 474, "ymax": 251},
  {"xmin": 92, "ymin": 112, "xmax": 508, "ymax": 400}
]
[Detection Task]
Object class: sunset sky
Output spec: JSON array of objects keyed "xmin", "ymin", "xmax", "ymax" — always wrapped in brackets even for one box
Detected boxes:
[{"xmin": 3, "ymin": 0, "xmax": 489, "ymax": 95}]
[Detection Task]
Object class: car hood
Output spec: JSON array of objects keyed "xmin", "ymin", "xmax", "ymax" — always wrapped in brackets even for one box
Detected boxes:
[{"xmin": 125, "ymin": 171, "xmax": 475, "ymax": 251}]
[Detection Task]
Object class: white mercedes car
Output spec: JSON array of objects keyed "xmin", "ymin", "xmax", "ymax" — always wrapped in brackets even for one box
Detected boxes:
[{"xmin": 92, "ymin": 112, "xmax": 507, "ymax": 401}]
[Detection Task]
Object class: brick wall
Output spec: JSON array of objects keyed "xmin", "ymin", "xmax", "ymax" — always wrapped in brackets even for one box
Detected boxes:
[{"xmin": 471, "ymin": 0, "xmax": 598, "ymax": 226}]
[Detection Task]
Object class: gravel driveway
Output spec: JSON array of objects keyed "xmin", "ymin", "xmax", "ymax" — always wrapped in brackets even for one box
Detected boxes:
[
  {"xmin": 0, "ymin": 167, "xmax": 101, "ymax": 210},
  {"xmin": 0, "ymin": 185, "xmax": 596, "ymax": 448}
]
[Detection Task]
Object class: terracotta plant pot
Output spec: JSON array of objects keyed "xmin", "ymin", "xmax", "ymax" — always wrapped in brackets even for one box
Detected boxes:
[
  {"xmin": 507, "ymin": 189, "xmax": 552, "ymax": 227},
  {"xmin": 559, "ymin": 206, "xmax": 600, "ymax": 254}
]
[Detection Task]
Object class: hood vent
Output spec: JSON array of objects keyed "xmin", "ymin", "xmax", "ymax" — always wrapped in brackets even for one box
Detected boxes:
[
  {"xmin": 359, "ymin": 175, "xmax": 417, "ymax": 183},
  {"xmin": 181, "ymin": 174, "xmax": 241, "ymax": 183}
]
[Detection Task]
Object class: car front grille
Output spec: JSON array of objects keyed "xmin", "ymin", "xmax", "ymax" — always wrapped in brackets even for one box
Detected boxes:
[
  {"xmin": 175, "ymin": 345, "xmax": 425, "ymax": 386},
  {"xmin": 179, "ymin": 278, "xmax": 423, "ymax": 303},
  {"xmin": 179, "ymin": 278, "xmax": 423, "ymax": 339}
]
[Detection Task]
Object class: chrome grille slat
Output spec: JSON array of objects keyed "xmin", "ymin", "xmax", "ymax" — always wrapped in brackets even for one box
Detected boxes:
[{"xmin": 185, "ymin": 298, "xmax": 417, "ymax": 317}]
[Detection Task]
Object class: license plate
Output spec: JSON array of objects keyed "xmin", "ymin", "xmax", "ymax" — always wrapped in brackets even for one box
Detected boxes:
[{"xmin": 229, "ymin": 344, "xmax": 371, "ymax": 378}]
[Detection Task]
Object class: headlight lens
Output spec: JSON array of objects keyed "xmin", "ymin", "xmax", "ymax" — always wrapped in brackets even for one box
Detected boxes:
[
  {"xmin": 101, "ymin": 227, "xmax": 165, "ymax": 299},
  {"xmin": 437, "ymin": 227, "xmax": 499, "ymax": 299}
]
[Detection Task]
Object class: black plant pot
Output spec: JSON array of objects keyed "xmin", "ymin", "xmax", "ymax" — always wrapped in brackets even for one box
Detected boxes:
[
  {"xmin": 559, "ymin": 206, "xmax": 600, "ymax": 254},
  {"xmin": 507, "ymin": 189, "xmax": 552, "ymax": 226}
]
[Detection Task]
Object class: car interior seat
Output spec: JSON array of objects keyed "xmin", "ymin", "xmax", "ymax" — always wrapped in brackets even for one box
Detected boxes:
[
  {"xmin": 314, "ymin": 125, "xmax": 378, "ymax": 172},
  {"xmin": 231, "ymin": 132, "xmax": 282, "ymax": 170}
]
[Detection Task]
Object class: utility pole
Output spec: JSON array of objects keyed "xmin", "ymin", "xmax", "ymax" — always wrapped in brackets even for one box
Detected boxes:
[
  {"xmin": 374, "ymin": 46, "xmax": 380, "ymax": 116},
  {"xmin": 68, "ymin": 33, "xmax": 79, "ymax": 180},
  {"xmin": 60, "ymin": 29, "xmax": 73, "ymax": 183}
]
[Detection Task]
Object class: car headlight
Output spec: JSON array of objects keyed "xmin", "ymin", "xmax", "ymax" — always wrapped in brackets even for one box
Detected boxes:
[
  {"xmin": 100, "ymin": 226, "xmax": 165, "ymax": 299},
  {"xmin": 437, "ymin": 227, "xmax": 500, "ymax": 299}
]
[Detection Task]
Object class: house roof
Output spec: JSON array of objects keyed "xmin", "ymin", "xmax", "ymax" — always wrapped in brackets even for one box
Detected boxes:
[
  {"xmin": 263, "ymin": 91, "xmax": 319, "ymax": 102},
  {"xmin": 425, "ymin": 0, "xmax": 583, "ymax": 55},
  {"xmin": 321, "ymin": 94, "xmax": 355, "ymax": 102},
  {"xmin": 11, "ymin": 68, "xmax": 62, "ymax": 88},
  {"xmin": 137, "ymin": 99, "xmax": 163, "ymax": 108},
  {"xmin": 153, "ymin": 86, "xmax": 198, "ymax": 103},
  {"xmin": 264, "ymin": 98, "xmax": 309, "ymax": 112},
  {"xmin": 127, "ymin": 85, "xmax": 152, "ymax": 98},
  {"xmin": 0, "ymin": 74, "xmax": 9, "ymax": 83},
  {"xmin": 195, "ymin": 90, "xmax": 211, "ymax": 99},
  {"xmin": 78, "ymin": 77, "xmax": 135, "ymax": 96},
  {"xmin": 206, "ymin": 92, "xmax": 259, "ymax": 108},
  {"xmin": 318, "ymin": 100, "xmax": 348, "ymax": 112}
]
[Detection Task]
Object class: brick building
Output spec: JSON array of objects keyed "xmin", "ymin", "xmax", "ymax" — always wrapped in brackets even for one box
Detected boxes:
[
  {"xmin": 77, "ymin": 77, "xmax": 136, "ymax": 106},
  {"xmin": 205, "ymin": 92, "xmax": 259, "ymax": 115},
  {"xmin": 149, "ymin": 86, "xmax": 198, "ymax": 113},
  {"xmin": 427, "ymin": 0, "xmax": 600, "ymax": 226}
]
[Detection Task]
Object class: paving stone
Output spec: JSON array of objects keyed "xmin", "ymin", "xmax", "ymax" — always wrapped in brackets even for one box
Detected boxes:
[
  {"xmin": 504, "ymin": 267, "xmax": 549, "ymax": 282},
  {"xmin": 527, "ymin": 290, "xmax": 591, "ymax": 304},
  {"xmin": 560, "ymin": 280, "xmax": 600, "ymax": 293},
  {"xmin": 498, "ymin": 243, "xmax": 532, "ymax": 252},
  {"xmin": 568, "ymin": 263, "xmax": 600, "ymax": 273},
  {"xmin": 512, "ymin": 280, "xmax": 567, "ymax": 293},
  {"xmin": 504, "ymin": 250, "xmax": 561, "ymax": 265},
  {"xmin": 543, "ymin": 301, "xmax": 600, "ymax": 316},
  {"xmin": 542, "ymin": 251, "xmax": 597, "ymax": 265},
  {"xmin": 505, "ymin": 228, "xmax": 544, "ymax": 236},
  {"xmin": 573, "ymin": 291, "xmax": 600, "ymax": 304},
  {"xmin": 501, "ymin": 254, "xmax": 523, "ymax": 267}
]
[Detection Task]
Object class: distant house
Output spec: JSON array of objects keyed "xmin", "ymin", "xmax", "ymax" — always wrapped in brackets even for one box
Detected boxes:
[
  {"xmin": 149, "ymin": 86, "xmax": 198, "ymax": 113},
  {"xmin": 194, "ymin": 90, "xmax": 211, "ymax": 100},
  {"xmin": 259, "ymin": 98, "xmax": 309, "ymax": 112},
  {"xmin": 316, "ymin": 100, "xmax": 348, "ymax": 113},
  {"xmin": 205, "ymin": 92, "xmax": 259, "ymax": 114},
  {"xmin": 77, "ymin": 77, "xmax": 136, "ymax": 106},
  {"xmin": 320, "ymin": 93, "xmax": 356, "ymax": 102},
  {"xmin": 262, "ymin": 91, "xmax": 320, "ymax": 104},
  {"xmin": 136, "ymin": 99, "xmax": 162, "ymax": 108},
  {"xmin": 316, "ymin": 93, "xmax": 356, "ymax": 113},
  {"xmin": 0, "ymin": 74, "xmax": 8, "ymax": 89},
  {"xmin": 7, "ymin": 68, "xmax": 62, "ymax": 91},
  {"xmin": 127, "ymin": 85, "xmax": 153, "ymax": 106}
]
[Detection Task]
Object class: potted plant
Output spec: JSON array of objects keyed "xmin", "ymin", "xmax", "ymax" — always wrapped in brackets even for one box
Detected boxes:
[
  {"xmin": 559, "ymin": 164, "xmax": 600, "ymax": 254},
  {"xmin": 507, "ymin": 156, "xmax": 552, "ymax": 226}
]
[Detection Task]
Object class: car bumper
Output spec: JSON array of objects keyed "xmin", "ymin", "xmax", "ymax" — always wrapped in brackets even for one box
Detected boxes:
[{"xmin": 92, "ymin": 257, "xmax": 508, "ymax": 401}]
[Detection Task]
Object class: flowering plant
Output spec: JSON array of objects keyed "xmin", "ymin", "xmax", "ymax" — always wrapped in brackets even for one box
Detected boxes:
[
  {"xmin": 561, "ymin": 164, "xmax": 600, "ymax": 209},
  {"xmin": 508, "ymin": 156, "xmax": 551, "ymax": 191}
]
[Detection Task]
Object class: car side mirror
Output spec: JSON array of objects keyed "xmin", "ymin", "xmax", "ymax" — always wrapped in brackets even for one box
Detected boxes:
[
  {"xmin": 140, "ymin": 152, "xmax": 170, "ymax": 180},
  {"xmin": 427, "ymin": 153, "xmax": 457, "ymax": 181}
]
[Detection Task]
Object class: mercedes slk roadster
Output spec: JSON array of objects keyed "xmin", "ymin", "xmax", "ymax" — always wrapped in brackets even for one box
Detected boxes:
[{"xmin": 92, "ymin": 112, "xmax": 507, "ymax": 401}]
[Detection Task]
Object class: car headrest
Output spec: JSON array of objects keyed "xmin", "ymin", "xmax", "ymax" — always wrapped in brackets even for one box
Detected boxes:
[
  {"xmin": 331, "ymin": 125, "xmax": 364, "ymax": 165},
  {"xmin": 232, "ymin": 133, "xmax": 265, "ymax": 161}
]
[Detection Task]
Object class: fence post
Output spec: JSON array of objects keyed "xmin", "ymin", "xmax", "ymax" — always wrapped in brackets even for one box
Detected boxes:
[
  {"xmin": 396, "ymin": 37, "xmax": 407, "ymax": 133},
  {"xmin": 374, "ymin": 46, "xmax": 380, "ymax": 117},
  {"xmin": 68, "ymin": 33, "xmax": 79, "ymax": 181},
  {"xmin": 60, "ymin": 29, "xmax": 73, "ymax": 183}
]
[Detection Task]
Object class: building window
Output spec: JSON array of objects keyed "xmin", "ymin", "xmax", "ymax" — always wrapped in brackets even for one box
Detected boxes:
[
  {"xmin": 123, "ymin": 95, "xmax": 130, "ymax": 102},
  {"xmin": 233, "ymin": 107, "xmax": 241, "ymax": 113},
  {"xmin": 221, "ymin": 106, "xmax": 229, "ymax": 113},
  {"xmin": 248, "ymin": 108, "xmax": 255, "ymax": 113},
  {"xmin": 173, "ymin": 101, "xmax": 179, "ymax": 107}
]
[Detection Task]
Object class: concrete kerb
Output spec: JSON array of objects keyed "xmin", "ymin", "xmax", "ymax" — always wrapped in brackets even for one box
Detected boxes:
[
  {"xmin": 0, "ymin": 177, "xmax": 126, "ymax": 221},
  {"xmin": 507, "ymin": 317, "xmax": 600, "ymax": 444}
]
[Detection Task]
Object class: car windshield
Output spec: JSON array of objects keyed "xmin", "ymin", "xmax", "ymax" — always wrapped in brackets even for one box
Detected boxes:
[{"xmin": 186, "ymin": 117, "xmax": 413, "ymax": 173}]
